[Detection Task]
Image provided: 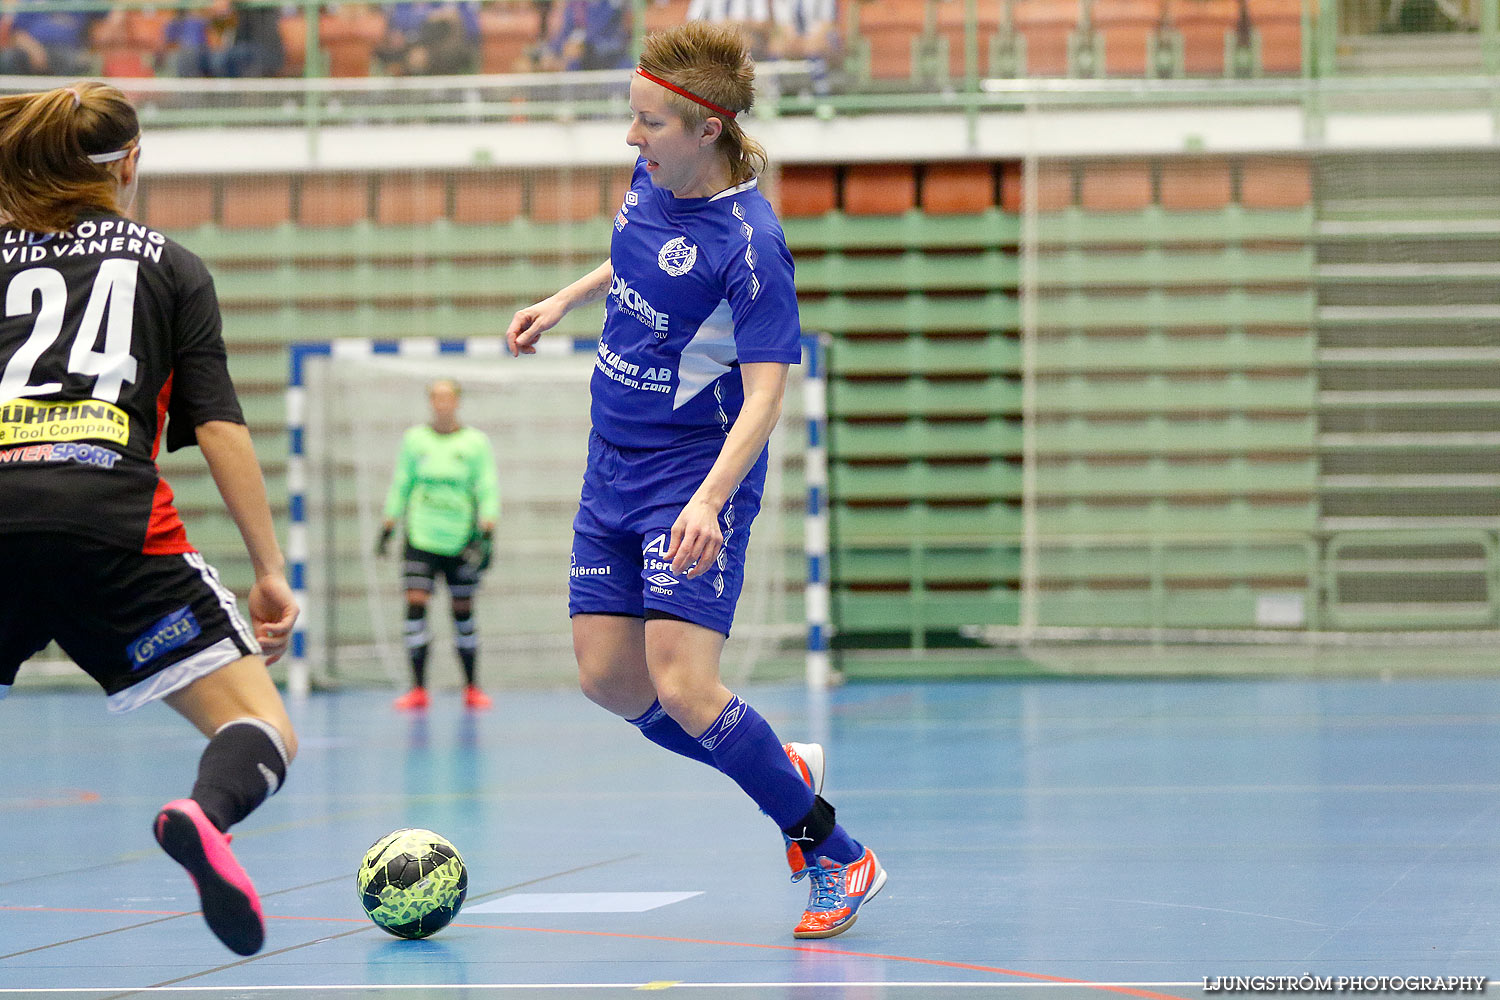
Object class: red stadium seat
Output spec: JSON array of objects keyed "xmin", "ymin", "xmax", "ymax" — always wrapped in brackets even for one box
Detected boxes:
[
  {"xmin": 604, "ymin": 163, "xmax": 637, "ymax": 207},
  {"xmin": 934, "ymin": 0, "xmax": 1002, "ymax": 79},
  {"xmin": 1092, "ymin": 0, "xmax": 1158, "ymax": 76},
  {"xmin": 319, "ymin": 5, "xmax": 385, "ymax": 77},
  {"xmin": 453, "ymin": 172, "xmax": 525, "ymax": 223},
  {"xmin": 279, "ymin": 11, "xmax": 307, "ymax": 76},
  {"xmin": 94, "ymin": 9, "xmax": 169, "ymax": 78},
  {"xmin": 1250, "ymin": 0, "xmax": 1303, "ymax": 74},
  {"xmin": 999, "ymin": 161, "xmax": 1075, "ymax": 212},
  {"xmin": 1239, "ymin": 157, "xmax": 1312, "ymax": 208},
  {"xmin": 778, "ymin": 166, "xmax": 838, "ymax": 217},
  {"xmin": 1160, "ymin": 158, "xmax": 1233, "ymax": 209},
  {"xmin": 140, "ymin": 177, "xmax": 215, "ymax": 230},
  {"xmin": 923, "ymin": 162, "xmax": 995, "ymax": 215},
  {"xmin": 1169, "ymin": 0, "xmax": 1239, "ymax": 75},
  {"xmin": 780, "ymin": 167, "xmax": 840, "ymax": 217},
  {"xmin": 1080, "ymin": 160, "xmax": 1153, "ymax": 211},
  {"xmin": 1011, "ymin": 0, "xmax": 1079, "ymax": 76},
  {"xmin": 223, "ymin": 176, "xmax": 293, "ymax": 229},
  {"xmin": 844, "ymin": 163, "xmax": 918, "ymax": 216},
  {"xmin": 377, "ymin": 174, "xmax": 449, "ymax": 226},
  {"xmin": 530, "ymin": 170, "xmax": 607, "ymax": 222},
  {"xmin": 854, "ymin": 0, "xmax": 930, "ymax": 81},
  {"xmin": 299, "ymin": 174, "xmax": 371, "ymax": 227},
  {"xmin": 479, "ymin": 4, "xmax": 543, "ymax": 73}
]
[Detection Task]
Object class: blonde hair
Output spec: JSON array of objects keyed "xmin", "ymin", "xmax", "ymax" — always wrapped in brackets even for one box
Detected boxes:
[
  {"xmin": 0, "ymin": 82, "xmax": 139, "ymax": 234},
  {"xmin": 638, "ymin": 22, "xmax": 768, "ymax": 186}
]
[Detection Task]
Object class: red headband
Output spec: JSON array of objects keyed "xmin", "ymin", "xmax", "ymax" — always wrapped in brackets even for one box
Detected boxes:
[{"xmin": 635, "ymin": 66, "xmax": 738, "ymax": 120}]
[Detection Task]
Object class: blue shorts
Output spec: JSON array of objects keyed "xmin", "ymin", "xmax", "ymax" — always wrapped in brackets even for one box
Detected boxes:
[{"xmin": 569, "ymin": 430, "xmax": 767, "ymax": 636}]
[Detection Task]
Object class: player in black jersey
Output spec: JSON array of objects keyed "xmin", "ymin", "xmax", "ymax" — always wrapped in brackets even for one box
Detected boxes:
[{"xmin": 0, "ymin": 82, "xmax": 296, "ymax": 956}]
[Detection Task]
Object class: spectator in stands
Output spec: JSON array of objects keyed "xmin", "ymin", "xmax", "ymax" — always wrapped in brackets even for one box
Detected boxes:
[
  {"xmin": 377, "ymin": 2, "xmax": 481, "ymax": 75},
  {"xmin": 163, "ymin": 3, "xmax": 215, "ymax": 78},
  {"xmin": 166, "ymin": 2, "xmax": 284, "ymax": 78},
  {"xmin": 766, "ymin": 0, "xmax": 836, "ymax": 91},
  {"xmin": 0, "ymin": 4, "xmax": 99, "ymax": 76},
  {"xmin": 540, "ymin": 0, "xmax": 630, "ymax": 71},
  {"xmin": 218, "ymin": 2, "xmax": 285, "ymax": 77},
  {"xmin": 687, "ymin": 0, "xmax": 773, "ymax": 57}
]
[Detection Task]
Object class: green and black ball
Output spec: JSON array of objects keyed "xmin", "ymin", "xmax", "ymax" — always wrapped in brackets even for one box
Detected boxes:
[{"xmin": 357, "ymin": 828, "xmax": 468, "ymax": 939}]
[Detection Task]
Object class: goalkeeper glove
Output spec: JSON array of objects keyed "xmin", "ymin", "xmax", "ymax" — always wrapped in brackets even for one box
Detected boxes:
[
  {"xmin": 376, "ymin": 525, "xmax": 394, "ymax": 557},
  {"xmin": 463, "ymin": 529, "xmax": 494, "ymax": 573}
]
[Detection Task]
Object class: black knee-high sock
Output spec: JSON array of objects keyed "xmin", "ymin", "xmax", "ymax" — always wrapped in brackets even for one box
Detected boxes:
[
  {"xmin": 404, "ymin": 602, "xmax": 429, "ymax": 688},
  {"xmin": 453, "ymin": 605, "xmax": 477, "ymax": 686},
  {"xmin": 190, "ymin": 718, "xmax": 290, "ymax": 833}
]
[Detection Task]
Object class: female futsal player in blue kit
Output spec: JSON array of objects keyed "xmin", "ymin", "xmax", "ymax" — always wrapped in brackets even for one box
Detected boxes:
[{"xmin": 506, "ymin": 22, "xmax": 885, "ymax": 939}]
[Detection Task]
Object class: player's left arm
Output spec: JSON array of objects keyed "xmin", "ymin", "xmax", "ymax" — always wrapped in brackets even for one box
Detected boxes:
[
  {"xmin": 474, "ymin": 432, "xmax": 501, "ymax": 533},
  {"xmin": 667, "ymin": 361, "xmax": 789, "ymax": 578},
  {"xmin": 197, "ymin": 419, "xmax": 298, "ymax": 663}
]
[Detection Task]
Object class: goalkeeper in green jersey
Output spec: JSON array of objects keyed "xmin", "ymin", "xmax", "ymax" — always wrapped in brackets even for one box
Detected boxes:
[{"xmin": 378, "ymin": 379, "xmax": 501, "ymax": 711}]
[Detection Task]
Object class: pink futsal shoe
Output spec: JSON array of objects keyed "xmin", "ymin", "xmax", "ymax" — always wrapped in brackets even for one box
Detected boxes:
[
  {"xmin": 153, "ymin": 798, "xmax": 266, "ymax": 956},
  {"xmin": 463, "ymin": 685, "xmax": 493, "ymax": 710},
  {"xmin": 782, "ymin": 742, "xmax": 826, "ymax": 872},
  {"xmin": 791, "ymin": 847, "xmax": 887, "ymax": 940}
]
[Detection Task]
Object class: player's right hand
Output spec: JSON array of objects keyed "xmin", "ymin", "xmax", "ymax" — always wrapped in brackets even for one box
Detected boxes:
[
  {"xmin": 375, "ymin": 523, "xmax": 394, "ymax": 557},
  {"xmin": 506, "ymin": 298, "xmax": 564, "ymax": 357},
  {"xmin": 248, "ymin": 573, "xmax": 299, "ymax": 665}
]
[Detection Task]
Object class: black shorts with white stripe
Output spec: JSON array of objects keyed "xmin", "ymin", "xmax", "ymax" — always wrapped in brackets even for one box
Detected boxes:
[
  {"xmin": 0, "ymin": 533, "xmax": 259, "ymax": 713},
  {"xmin": 402, "ymin": 541, "xmax": 480, "ymax": 599}
]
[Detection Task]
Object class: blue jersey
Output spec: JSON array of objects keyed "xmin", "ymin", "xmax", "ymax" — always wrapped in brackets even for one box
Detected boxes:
[{"xmin": 591, "ymin": 159, "xmax": 802, "ymax": 452}]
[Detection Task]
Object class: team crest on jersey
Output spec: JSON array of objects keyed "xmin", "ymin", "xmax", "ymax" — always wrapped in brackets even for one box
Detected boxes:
[{"xmin": 657, "ymin": 237, "xmax": 698, "ymax": 277}]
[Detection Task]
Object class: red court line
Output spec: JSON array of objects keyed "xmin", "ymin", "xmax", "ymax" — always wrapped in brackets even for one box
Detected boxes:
[
  {"xmin": 2, "ymin": 789, "xmax": 101, "ymax": 809},
  {"xmin": 0, "ymin": 905, "xmax": 1190, "ymax": 1000}
]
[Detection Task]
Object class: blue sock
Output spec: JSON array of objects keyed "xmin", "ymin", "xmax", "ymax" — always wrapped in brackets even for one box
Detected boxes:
[
  {"xmin": 628, "ymin": 699, "xmax": 716, "ymax": 767},
  {"xmin": 699, "ymin": 696, "xmax": 811, "ymax": 828},
  {"xmin": 698, "ymin": 696, "xmax": 866, "ymax": 865},
  {"xmin": 815, "ymin": 824, "xmax": 864, "ymax": 865}
]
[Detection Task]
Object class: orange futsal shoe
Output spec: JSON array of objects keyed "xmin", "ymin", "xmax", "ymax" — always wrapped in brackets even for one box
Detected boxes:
[
  {"xmin": 791, "ymin": 847, "xmax": 887, "ymax": 940},
  {"xmin": 463, "ymin": 685, "xmax": 493, "ymax": 710},
  {"xmin": 393, "ymin": 687, "xmax": 430, "ymax": 711},
  {"xmin": 782, "ymin": 742, "xmax": 826, "ymax": 872}
]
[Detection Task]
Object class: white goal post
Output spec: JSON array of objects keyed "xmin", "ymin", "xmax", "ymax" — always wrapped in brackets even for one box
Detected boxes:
[{"xmin": 284, "ymin": 335, "xmax": 829, "ymax": 697}]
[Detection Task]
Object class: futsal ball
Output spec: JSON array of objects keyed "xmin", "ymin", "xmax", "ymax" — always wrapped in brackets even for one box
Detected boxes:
[{"xmin": 357, "ymin": 828, "xmax": 469, "ymax": 939}]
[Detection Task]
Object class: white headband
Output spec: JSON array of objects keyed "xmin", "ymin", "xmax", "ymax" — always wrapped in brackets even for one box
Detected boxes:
[{"xmin": 86, "ymin": 148, "xmax": 132, "ymax": 164}]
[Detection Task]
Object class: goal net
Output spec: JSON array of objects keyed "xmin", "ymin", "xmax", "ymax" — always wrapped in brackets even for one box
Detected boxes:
[{"xmin": 288, "ymin": 336, "xmax": 810, "ymax": 693}]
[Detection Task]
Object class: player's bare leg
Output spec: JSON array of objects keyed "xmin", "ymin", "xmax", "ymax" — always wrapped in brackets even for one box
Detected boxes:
[
  {"xmin": 642, "ymin": 617, "xmax": 731, "ymax": 736},
  {"xmin": 574, "ymin": 613, "xmax": 657, "ymax": 719},
  {"xmin": 577, "ymin": 613, "xmax": 720, "ymax": 765}
]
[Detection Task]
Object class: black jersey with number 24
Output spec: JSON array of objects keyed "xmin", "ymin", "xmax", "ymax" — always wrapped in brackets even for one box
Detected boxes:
[{"xmin": 0, "ymin": 212, "xmax": 244, "ymax": 553}]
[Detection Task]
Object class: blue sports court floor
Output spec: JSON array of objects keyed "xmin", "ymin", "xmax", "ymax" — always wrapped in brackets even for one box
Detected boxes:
[{"xmin": 4, "ymin": 675, "xmax": 1500, "ymax": 998}]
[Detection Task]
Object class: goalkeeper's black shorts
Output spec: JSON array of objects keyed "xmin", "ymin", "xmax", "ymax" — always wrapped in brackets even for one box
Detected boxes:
[{"xmin": 401, "ymin": 541, "xmax": 480, "ymax": 599}]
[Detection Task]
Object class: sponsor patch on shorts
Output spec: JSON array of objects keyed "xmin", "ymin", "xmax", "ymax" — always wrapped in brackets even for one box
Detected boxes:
[{"xmin": 128, "ymin": 606, "xmax": 201, "ymax": 669}]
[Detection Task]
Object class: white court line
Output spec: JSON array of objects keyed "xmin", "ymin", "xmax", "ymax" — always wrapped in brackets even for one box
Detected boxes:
[
  {"xmin": 0, "ymin": 984, "xmax": 1203, "ymax": 993},
  {"xmin": 467, "ymin": 891, "xmax": 703, "ymax": 913}
]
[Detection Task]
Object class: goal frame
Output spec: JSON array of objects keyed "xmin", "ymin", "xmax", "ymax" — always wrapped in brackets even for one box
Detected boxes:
[{"xmin": 283, "ymin": 334, "xmax": 829, "ymax": 696}]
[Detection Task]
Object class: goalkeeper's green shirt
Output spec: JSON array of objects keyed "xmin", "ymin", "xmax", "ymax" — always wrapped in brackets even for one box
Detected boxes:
[{"xmin": 383, "ymin": 425, "xmax": 501, "ymax": 558}]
